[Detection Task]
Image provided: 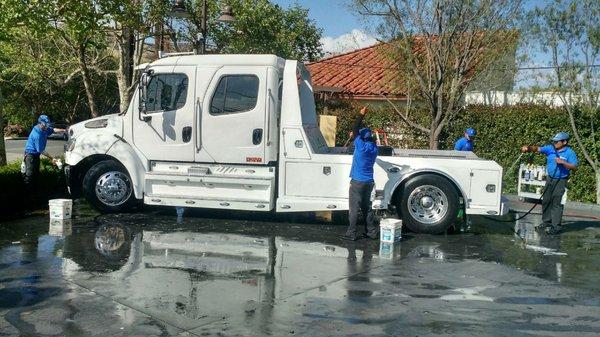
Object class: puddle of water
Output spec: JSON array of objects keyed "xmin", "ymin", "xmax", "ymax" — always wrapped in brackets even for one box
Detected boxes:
[{"xmin": 0, "ymin": 204, "xmax": 599, "ymax": 336}]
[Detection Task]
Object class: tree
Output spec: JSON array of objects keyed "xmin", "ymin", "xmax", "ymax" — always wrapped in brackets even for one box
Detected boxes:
[
  {"xmin": 169, "ymin": 0, "xmax": 323, "ymax": 61},
  {"xmin": 355, "ymin": 0, "xmax": 521, "ymax": 149},
  {"xmin": 526, "ymin": 0, "xmax": 600, "ymax": 204},
  {"xmin": 99, "ymin": 0, "xmax": 169, "ymax": 113},
  {"xmin": 53, "ymin": 0, "xmax": 110, "ymax": 118},
  {"xmin": 0, "ymin": 0, "xmax": 42, "ymax": 165}
]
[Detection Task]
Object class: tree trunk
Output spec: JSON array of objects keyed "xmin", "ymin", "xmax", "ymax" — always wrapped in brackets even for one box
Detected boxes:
[
  {"xmin": 596, "ymin": 171, "xmax": 600, "ymax": 205},
  {"xmin": 117, "ymin": 27, "xmax": 135, "ymax": 113},
  {"xmin": 0, "ymin": 89, "xmax": 6, "ymax": 166},
  {"xmin": 78, "ymin": 44, "xmax": 99, "ymax": 118},
  {"xmin": 429, "ymin": 119, "xmax": 440, "ymax": 150},
  {"xmin": 429, "ymin": 132, "xmax": 439, "ymax": 149}
]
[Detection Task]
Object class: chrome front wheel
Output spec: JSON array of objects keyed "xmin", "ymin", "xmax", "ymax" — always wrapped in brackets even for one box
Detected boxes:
[
  {"xmin": 83, "ymin": 160, "xmax": 137, "ymax": 213},
  {"xmin": 95, "ymin": 171, "xmax": 132, "ymax": 207}
]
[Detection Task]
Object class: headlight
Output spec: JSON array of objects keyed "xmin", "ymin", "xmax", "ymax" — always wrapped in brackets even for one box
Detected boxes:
[{"xmin": 65, "ymin": 138, "xmax": 76, "ymax": 152}]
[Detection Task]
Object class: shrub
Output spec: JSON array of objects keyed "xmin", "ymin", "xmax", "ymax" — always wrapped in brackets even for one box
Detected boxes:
[{"xmin": 0, "ymin": 159, "xmax": 67, "ymax": 219}]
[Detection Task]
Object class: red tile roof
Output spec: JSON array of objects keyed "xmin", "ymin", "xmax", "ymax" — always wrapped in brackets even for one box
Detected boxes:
[{"xmin": 306, "ymin": 43, "xmax": 405, "ymax": 100}]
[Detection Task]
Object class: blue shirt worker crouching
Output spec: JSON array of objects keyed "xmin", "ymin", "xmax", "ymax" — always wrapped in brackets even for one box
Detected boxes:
[
  {"xmin": 342, "ymin": 106, "xmax": 379, "ymax": 241},
  {"xmin": 23, "ymin": 115, "xmax": 65, "ymax": 194},
  {"xmin": 454, "ymin": 128, "xmax": 476, "ymax": 151},
  {"xmin": 521, "ymin": 132, "xmax": 578, "ymax": 235}
]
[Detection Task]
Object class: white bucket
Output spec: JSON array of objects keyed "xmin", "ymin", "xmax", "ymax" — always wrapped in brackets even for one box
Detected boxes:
[
  {"xmin": 380, "ymin": 218, "xmax": 402, "ymax": 243},
  {"xmin": 49, "ymin": 199, "xmax": 73, "ymax": 219}
]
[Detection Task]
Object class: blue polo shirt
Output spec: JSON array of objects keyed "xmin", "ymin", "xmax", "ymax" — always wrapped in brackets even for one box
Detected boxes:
[
  {"xmin": 539, "ymin": 145, "xmax": 578, "ymax": 179},
  {"xmin": 350, "ymin": 136, "xmax": 378, "ymax": 183},
  {"xmin": 454, "ymin": 137, "xmax": 473, "ymax": 151},
  {"xmin": 24, "ymin": 125, "xmax": 54, "ymax": 155}
]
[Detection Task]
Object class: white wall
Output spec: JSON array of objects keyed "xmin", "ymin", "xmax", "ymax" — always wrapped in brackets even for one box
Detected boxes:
[{"xmin": 464, "ymin": 91, "xmax": 594, "ymax": 107}]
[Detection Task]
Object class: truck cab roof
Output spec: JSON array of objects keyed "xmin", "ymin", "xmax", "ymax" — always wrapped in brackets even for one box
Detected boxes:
[{"xmin": 146, "ymin": 54, "xmax": 287, "ymax": 69}]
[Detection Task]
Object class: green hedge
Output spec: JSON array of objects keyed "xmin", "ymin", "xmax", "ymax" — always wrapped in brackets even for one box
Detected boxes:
[
  {"xmin": 0, "ymin": 159, "xmax": 67, "ymax": 219},
  {"xmin": 318, "ymin": 101, "xmax": 598, "ymax": 203}
]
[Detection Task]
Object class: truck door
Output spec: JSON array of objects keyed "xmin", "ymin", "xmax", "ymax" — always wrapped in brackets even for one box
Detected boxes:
[
  {"xmin": 197, "ymin": 66, "xmax": 267, "ymax": 164},
  {"xmin": 133, "ymin": 65, "xmax": 196, "ymax": 162}
]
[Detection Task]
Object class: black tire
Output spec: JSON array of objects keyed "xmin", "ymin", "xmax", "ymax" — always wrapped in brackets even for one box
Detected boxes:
[
  {"xmin": 397, "ymin": 174, "xmax": 459, "ymax": 234},
  {"xmin": 83, "ymin": 160, "xmax": 137, "ymax": 213}
]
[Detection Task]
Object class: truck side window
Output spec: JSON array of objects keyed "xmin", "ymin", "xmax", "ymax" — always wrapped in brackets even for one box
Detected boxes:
[
  {"xmin": 146, "ymin": 74, "xmax": 188, "ymax": 113},
  {"xmin": 210, "ymin": 75, "xmax": 259, "ymax": 115}
]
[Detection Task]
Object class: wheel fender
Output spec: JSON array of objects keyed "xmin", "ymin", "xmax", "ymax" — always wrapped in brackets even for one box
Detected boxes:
[
  {"xmin": 65, "ymin": 131, "xmax": 119, "ymax": 166},
  {"xmin": 384, "ymin": 168, "xmax": 467, "ymax": 206},
  {"xmin": 105, "ymin": 140, "xmax": 146, "ymax": 199}
]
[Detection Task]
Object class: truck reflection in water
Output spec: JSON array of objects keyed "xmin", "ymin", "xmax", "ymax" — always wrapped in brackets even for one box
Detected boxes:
[
  {"xmin": 54, "ymin": 211, "xmax": 600, "ymax": 331},
  {"xmin": 60, "ymin": 217, "xmax": 386, "ymax": 330}
]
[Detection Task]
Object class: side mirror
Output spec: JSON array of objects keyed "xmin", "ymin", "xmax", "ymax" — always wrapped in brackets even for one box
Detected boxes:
[{"xmin": 138, "ymin": 69, "xmax": 154, "ymax": 121}]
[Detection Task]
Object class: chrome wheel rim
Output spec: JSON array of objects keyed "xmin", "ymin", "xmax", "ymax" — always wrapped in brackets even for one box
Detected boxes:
[
  {"xmin": 95, "ymin": 171, "xmax": 132, "ymax": 207},
  {"xmin": 407, "ymin": 185, "xmax": 448, "ymax": 224}
]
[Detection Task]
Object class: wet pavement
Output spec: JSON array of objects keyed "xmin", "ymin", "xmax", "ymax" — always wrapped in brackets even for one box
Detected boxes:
[{"xmin": 1, "ymin": 204, "xmax": 600, "ymax": 336}]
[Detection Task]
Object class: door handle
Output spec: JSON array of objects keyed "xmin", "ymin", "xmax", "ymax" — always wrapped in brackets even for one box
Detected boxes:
[
  {"xmin": 252, "ymin": 128, "xmax": 263, "ymax": 145},
  {"xmin": 182, "ymin": 126, "xmax": 192, "ymax": 143}
]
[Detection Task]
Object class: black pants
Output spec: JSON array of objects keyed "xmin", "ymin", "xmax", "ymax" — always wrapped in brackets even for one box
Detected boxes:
[
  {"xmin": 346, "ymin": 180, "xmax": 377, "ymax": 238},
  {"xmin": 541, "ymin": 177, "xmax": 567, "ymax": 229},
  {"xmin": 24, "ymin": 154, "xmax": 40, "ymax": 195}
]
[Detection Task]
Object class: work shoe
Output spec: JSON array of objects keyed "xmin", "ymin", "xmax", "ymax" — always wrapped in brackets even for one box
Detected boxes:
[
  {"xmin": 545, "ymin": 226, "xmax": 562, "ymax": 235},
  {"xmin": 341, "ymin": 234, "xmax": 360, "ymax": 241}
]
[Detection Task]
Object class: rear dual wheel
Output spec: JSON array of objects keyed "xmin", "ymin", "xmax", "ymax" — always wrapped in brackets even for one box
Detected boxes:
[{"xmin": 397, "ymin": 174, "xmax": 459, "ymax": 234}]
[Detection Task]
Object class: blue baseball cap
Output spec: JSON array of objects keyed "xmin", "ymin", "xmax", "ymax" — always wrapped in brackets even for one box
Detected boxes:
[
  {"xmin": 552, "ymin": 132, "xmax": 569, "ymax": 142},
  {"xmin": 38, "ymin": 115, "xmax": 52, "ymax": 127},
  {"xmin": 466, "ymin": 128, "xmax": 476, "ymax": 137},
  {"xmin": 359, "ymin": 127, "xmax": 372, "ymax": 140}
]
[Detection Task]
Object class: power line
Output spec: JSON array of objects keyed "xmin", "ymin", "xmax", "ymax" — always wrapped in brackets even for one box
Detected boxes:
[{"xmin": 310, "ymin": 59, "xmax": 600, "ymax": 72}]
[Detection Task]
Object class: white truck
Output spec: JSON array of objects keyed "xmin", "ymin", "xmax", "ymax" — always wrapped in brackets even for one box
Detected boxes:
[{"xmin": 64, "ymin": 54, "xmax": 508, "ymax": 234}]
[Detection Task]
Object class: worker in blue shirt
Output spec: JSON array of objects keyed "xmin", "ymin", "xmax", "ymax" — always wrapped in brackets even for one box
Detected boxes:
[
  {"xmin": 521, "ymin": 132, "xmax": 578, "ymax": 235},
  {"xmin": 23, "ymin": 115, "xmax": 65, "ymax": 194},
  {"xmin": 342, "ymin": 106, "xmax": 379, "ymax": 241},
  {"xmin": 454, "ymin": 128, "xmax": 476, "ymax": 151}
]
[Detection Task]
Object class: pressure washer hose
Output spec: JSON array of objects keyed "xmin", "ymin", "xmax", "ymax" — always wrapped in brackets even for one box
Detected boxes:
[{"xmin": 482, "ymin": 153, "xmax": 561, "ymax": 224}]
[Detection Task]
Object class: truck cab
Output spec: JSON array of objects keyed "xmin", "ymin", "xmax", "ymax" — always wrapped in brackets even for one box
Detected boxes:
[{"xmin": 64, "ymin": 54, "xmax": 507, "ymax": 234}]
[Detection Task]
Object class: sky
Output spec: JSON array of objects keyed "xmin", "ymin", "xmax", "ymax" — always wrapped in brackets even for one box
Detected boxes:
[
  {"xmin": 271, "ymin": 1, "xmax": 548, "ymax": 54},
  {"xmin": 271, "ymin": 0, "xmax": 559, "ymax": 89},
  {"xmin": 272, "ymin": 0, "xmax": 379, "ymax": 55}
]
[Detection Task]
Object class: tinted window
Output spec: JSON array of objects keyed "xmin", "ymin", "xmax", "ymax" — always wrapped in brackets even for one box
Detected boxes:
[
  {"xmin": 210, "ymin": 75, "xmax": 259, "ymax": 115},
  {"xmin": 146, "ymin": 74, "xmax": 188, "ymax": 112}
]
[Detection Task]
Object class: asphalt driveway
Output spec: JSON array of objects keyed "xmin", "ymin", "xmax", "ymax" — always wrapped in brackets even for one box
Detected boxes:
[{"xmin": 0, "ymin": 206, "xmax": 599, "ymax": 336}]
